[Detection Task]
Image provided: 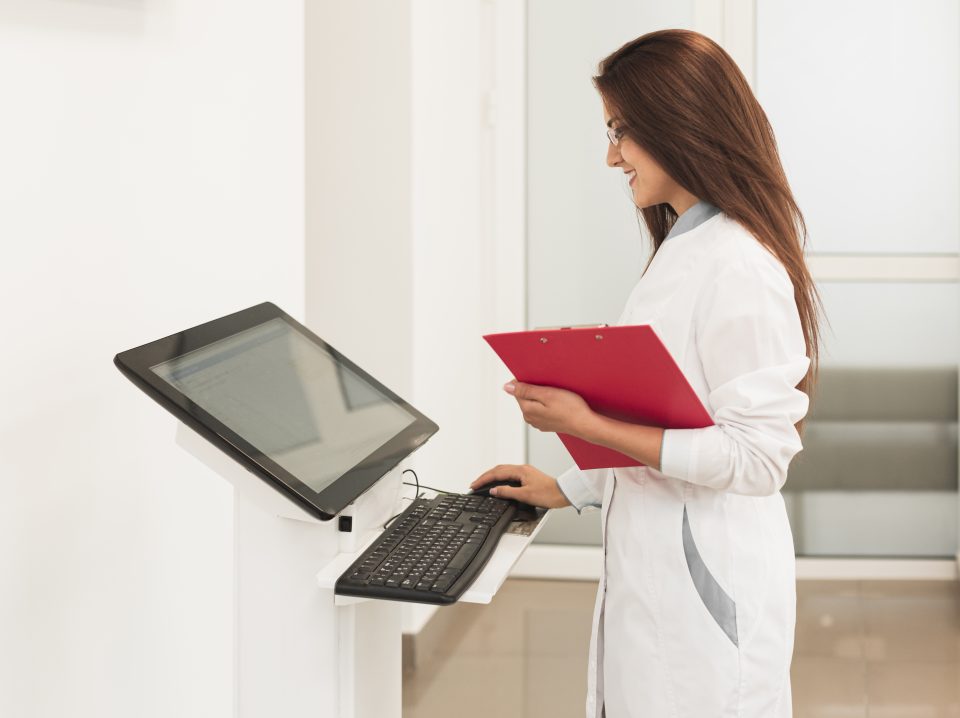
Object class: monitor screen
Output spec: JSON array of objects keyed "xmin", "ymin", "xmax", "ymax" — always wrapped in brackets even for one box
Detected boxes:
[
  {"xmin": 115, "ymin": 303, "xmax": 438, "ymax": 521},
  {"xmin": 151, "ymin": 318, "xmax": 418, "ymax": 495}
]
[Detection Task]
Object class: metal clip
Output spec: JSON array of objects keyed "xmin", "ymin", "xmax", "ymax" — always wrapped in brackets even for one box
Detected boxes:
[{"xmin": 533, "ymin": 322, "xmax": 609, "ymax": 331}]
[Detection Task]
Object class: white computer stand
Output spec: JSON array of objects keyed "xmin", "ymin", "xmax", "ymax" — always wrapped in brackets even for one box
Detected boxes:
[{"xmin": 176, "ymin": 422, "xmax": 551, "ymax": 718}]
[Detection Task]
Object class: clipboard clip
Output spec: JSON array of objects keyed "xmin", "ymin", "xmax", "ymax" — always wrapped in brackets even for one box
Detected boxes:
[
  {"xmin": 534, "ymin": 323, "xmax": 609, "ymax": 330},
  {"xmin": 533, "ymin": 323, "xmax": 609, "ymax": 343}
]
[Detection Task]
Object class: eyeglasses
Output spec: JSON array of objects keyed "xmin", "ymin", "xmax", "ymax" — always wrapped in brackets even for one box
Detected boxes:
[{"xmin": 606, "ymin": 126, "xmax": 627, "ymax": 146}]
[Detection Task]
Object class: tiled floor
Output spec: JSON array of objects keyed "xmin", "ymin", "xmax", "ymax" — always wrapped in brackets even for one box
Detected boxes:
[{"xmin": 402, "ymin": 578, "xmax": 960, "ymax": 718}]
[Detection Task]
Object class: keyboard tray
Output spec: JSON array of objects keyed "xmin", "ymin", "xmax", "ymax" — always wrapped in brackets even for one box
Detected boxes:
[{"xmin": 318, "ymin": 494, "xmax": 551, "ymax": 606}]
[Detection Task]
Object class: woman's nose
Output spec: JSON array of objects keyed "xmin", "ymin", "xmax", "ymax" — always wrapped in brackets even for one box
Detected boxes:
[{"xmin": 606, "ymin": 141, "xmax": 621, "ymax": 168}]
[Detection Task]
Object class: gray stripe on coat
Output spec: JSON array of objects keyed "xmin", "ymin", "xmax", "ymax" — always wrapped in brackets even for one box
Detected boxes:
[{"xmin": 682, "ymin": 504, "xmax": 739, "ymax": 647}]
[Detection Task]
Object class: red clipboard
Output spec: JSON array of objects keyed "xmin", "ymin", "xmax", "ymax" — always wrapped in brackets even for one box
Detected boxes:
[{"xmin": 483, "ymin": 324, "xmax": 714, "ymax": 470}]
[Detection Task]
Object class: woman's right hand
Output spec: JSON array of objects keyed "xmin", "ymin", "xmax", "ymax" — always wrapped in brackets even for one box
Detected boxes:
[{"xmin": 470, "ymin": 464, "xmax": 572, "ymax": 510}]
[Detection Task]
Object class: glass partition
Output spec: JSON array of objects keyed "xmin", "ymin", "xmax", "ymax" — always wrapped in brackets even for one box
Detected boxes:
[
  {"xmin": 787, "ymin": 283, "xmax": 958, "ymax": 556},
  {"xmin": 756, "ymin": 0, "xmax": 959, "ymax": 255},
  {"xmin": 526, "ymin": 0, "xmax": 960, "ymax": 557}
]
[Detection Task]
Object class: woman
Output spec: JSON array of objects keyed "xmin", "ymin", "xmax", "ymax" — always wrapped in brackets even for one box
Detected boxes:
[{"xmin": 470, "ymin": 29, "xmax": 823, "ymax": 718}]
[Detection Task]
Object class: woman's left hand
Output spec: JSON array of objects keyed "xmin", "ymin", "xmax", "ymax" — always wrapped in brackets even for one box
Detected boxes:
[{"xmin": 503, "ymin": 379, "xmax": 597, "ymax": 438}]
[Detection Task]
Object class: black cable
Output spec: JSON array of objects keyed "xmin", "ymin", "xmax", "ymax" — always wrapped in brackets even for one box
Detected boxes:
[
  {"xmin": 382, "ymin": 469, "xmax": 459, "ymax": 530},
  {"xmin": 404, "ymin": 468, "xmax": 421, "ymax": 499},
  {"xmin": 402, "ymin": 480, "xmax": 457, "ymax": 496}
]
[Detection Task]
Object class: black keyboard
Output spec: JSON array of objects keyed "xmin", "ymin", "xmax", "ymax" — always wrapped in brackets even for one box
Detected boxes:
[{"xmin": 335, "ymin": 492, "xmax": 518, "ymax": 605}]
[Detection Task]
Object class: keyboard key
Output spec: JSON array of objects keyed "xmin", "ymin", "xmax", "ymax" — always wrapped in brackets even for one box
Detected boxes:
[
  {"xmin": 434, "ymin": 578, "xmax": 455, "ymax": 592},
  {"xmin": 447, "ymin": 543, "xmax": 480, "ymax": 571}
]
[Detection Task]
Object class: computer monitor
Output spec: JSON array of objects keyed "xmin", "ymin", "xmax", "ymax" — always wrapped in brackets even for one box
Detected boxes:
[{"xmin": 115, "ymin": 302, "xmax": 439, "ymax": 521}]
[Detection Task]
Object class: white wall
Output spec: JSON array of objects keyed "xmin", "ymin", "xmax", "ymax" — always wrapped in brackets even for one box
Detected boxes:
[
  {"xmin": 305, "ymin": 0, "xmax": 413, "ymax": 396},
  {"xmin": 306, "ymin": 0, "xmax": 511, "ymax": 504},
  {"xmin": 0, "ymin": 2, "xmax": 304, "ymax": 717},
  {"xmin": 305, "ymin": 0, "xmax": 526, "ymax": 635},
  {"xmin": 409, "ymin": 0, "xmax": 527, "ymax": 633}
]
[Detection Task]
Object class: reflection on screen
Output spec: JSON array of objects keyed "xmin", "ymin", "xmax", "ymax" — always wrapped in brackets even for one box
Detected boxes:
[{"xmin": 152, "ymin": 318, "xmax": 417, "ymax": 493}]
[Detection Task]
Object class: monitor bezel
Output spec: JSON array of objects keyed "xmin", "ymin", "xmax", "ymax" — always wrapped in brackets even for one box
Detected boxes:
[{"xmin": 114, "ymin": 302, "xmax": 439, "ymax": 522}]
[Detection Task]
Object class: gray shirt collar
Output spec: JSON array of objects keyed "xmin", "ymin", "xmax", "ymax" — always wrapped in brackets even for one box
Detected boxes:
[{"xmin": 665, "ymin": 200, "xmax": 721, "ymax": 241}]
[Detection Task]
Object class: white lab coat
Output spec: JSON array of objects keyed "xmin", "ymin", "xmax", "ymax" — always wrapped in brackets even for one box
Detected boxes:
[{"xmin": 556, "ymin": 210, "xmax": 809, "ymax": 718}]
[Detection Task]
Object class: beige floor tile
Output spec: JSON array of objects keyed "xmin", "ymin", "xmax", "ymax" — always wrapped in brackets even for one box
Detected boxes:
[
  {"xmin": 865, "ymin": 662, "xmax": 960, "ymax": 718},
  {"xmin": 404, "ymin": 578, "xmax": 960, "ymax": 718},
  {"xmin": 523, "ymin": 654, "xmax": 589, "ymax": 718},
  {"xmin": 795, "ymin": 581, "xmax": 864, "ymax": 659},
  {"xmin": 861, "ymin": 584, "xmax": 960, "ymax": 662},
  {"xmin": 403, "ymin": 653, "xmax": 526, "ymax": 718},
  {"xmin": 430, "ymin": 579, "xmax": 598, "ymax": 659},
  {"xmin": 791, "ymin": 656, "xmax": 867, "ymax": 718},
  {"xmin": 859, "ymin": 581, "xmax": 960, "ymax": 601},
  {"xmin": 523, "ymin": 607, "xmax": 594, "ymax": 657},
  {"xmin": 429, "ymin": 599, "xmax": 525, "ymax": 658},
  {"xmin": 404, "ymin": 579, "xmax": 593, "ymax": 718},
  {"xmin": 798, "ymin": 581, "xmax": 861, "ymax": 599},
  {"xmin": 497, "ymin": 577, "xmax": 601, "ymax": 610},
  {"xmin": 436, "ymin": 599, "xmax": 534, "ymax": 658}
]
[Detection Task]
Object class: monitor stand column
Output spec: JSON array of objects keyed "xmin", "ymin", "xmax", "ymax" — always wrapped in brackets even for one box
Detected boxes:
[{"xmin": 176, "ymin": 423, "xmax": 404, "ymax": 718}]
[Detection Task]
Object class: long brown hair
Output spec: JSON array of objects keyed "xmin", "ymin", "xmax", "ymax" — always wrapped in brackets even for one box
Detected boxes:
[{"xmin": 593, "ymin": 29, "xmax": 824, "ymax": 435}]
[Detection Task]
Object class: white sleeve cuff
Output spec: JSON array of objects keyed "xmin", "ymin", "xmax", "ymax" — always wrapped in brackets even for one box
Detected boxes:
[
  {"xmin": 659, "ymin": 427, "xmax": 697, "ymax": 480},
  {"xmin": 555, "ymin": 464, "xmax": 602, "ymax": 514}
]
